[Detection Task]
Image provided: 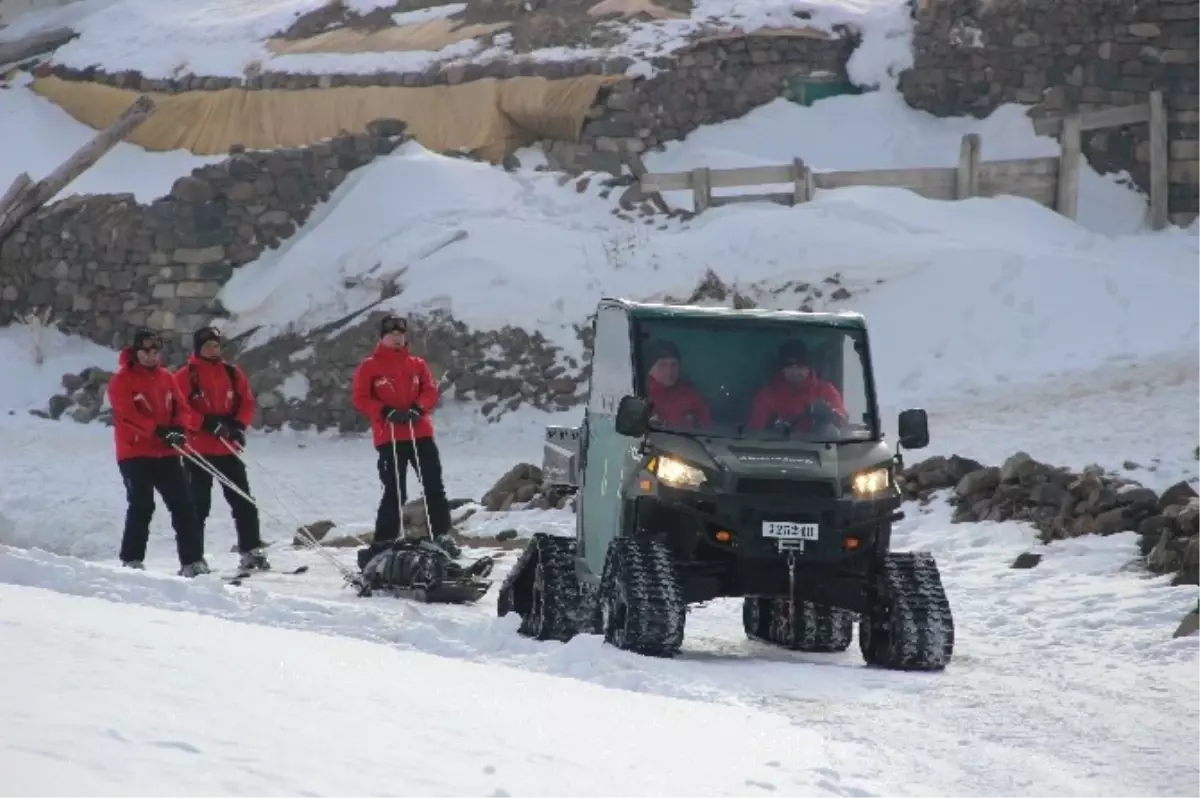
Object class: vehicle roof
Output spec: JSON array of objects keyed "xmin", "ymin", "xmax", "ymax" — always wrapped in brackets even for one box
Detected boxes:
[{"xmin": 599, "ymin": 298, "xmax": 867, "ymax": 329}]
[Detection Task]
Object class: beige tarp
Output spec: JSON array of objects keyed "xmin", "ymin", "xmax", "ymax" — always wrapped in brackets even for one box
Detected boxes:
[
  {"xmin": 265, "ymin": 18, "xmax": 511, "ymax": 56},
  {"xmin": 29, "ymin": 73, "xmax": 623, "ymax": 160},
  {"xmin": 586, "ymin": 0, "xmax": 687, "ymax": 19}
]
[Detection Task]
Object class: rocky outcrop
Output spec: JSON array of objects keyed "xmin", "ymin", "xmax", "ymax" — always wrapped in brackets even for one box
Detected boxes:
[
  {"xmin": 899, "ymin": 0, "xmax": 1200, "ymax": 226},
  {"xmin": 0, "ymin": 120, "xmax": 411, "ymax": 356},
  {"xmin": 900, "ymin": 452, "xmax": 1200, "ymax": 585},
  {"xmin": 31, "ymin": 366, "xmax": 114, "ymax": 424}
]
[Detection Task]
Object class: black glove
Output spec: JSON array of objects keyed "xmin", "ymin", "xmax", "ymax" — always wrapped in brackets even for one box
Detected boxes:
[
  {"xmin": 225, "ymin": 419, "xmax": 246, "ymax": 446},
  {"xmin": 202, "ymin": 414, "xmax": 228, "ymax": 437},
  {"xmin": 383, "ymin": 406, "xmax": 420, "ymax": 424},
  {"xmin": 155, "ymin": 425, "xmax": 186, "ymax": 447}
]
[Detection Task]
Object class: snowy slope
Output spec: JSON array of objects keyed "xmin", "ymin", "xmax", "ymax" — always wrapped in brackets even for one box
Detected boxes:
[
  {"xmin": 214, "ymin": 95, "xmax": 1198, "ymax": 400},
  {"xmin": 26, "ymin": 0, "xmax": 914, "ymax": 84},
  {"xmin": 0, "ymin": 582, "xmax": 883, "ymax": 797}
]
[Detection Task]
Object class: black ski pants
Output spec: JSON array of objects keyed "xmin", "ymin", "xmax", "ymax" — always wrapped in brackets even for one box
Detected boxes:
[
  {"xmin": 118, "ymin": 456, "xmax": 204, "ymax": 566},
  {"xmin": 184, "ymin": 454, "xmax": 262, "ymax": 553},
  {"xmin": 374, "ymin": 436, "xmax": 452, "ymax": 544}
]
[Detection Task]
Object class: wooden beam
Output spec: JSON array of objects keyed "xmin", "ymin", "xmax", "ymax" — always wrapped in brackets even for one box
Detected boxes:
[
  {"xmin": 1055, "ymin": 114, "xmax": 1082, "ymax": 220},
  {"xmin": 0, "ymin": 173, "xmax": 33, "ymax": 220},
  {"xmin": 956, "ymin": 133, "xmax": 981, "ymax": 199},
  {"xmin": 0, "ymin": 95, "xmax": 156, "ymax": 243},
  {"xmin": 1034, "ymin": 102, "xmax": 1152, "ymax": 136},
  {"xmin": 1148, "ymin": 90, "xmax": 1169, "ymax": 231},
  {"xmin": 691, "ymin": 167, "xmax": 712, "ymax": 213},
  {"xmin": 792, "ymin": 158, "xmax": 813, "ymax": 204},
  {"xmin": 708, "ymin": 192, "xmax": 796, "ymax": 208}
]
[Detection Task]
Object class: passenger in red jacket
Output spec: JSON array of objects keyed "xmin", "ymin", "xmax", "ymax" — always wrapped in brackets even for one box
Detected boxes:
[
  {"xmin": 747, "ymin": 339, "xmax": 848, "ymax": 433},
  {"xmin": 106, "ymin": 328, "xmax": 208, "ymax": 577},
  {"xmin": 173, "ymin": 326, "xmax": 270, "ymax": 573},
  {"xmin": 644, "ymin": 339, "xmax": 712, "ymax": 430},
  {"xmin": 351, "ymin": 314, "xmax": 456, "ymax": 556}
]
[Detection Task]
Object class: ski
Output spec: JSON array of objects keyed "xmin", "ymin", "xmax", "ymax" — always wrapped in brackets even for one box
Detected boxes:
[{"xmin": 223, "ymin": 565, "xmax": 310, "ymax": 585}]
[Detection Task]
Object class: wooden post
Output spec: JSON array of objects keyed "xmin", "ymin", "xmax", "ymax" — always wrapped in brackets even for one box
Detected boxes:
[
  {"xmin": 0, "ymin": 173, "xmax": 33, "ymax": 220},
  {"xmin": 1148, "ymin": 90, "xmax": 1169, "ymax": 231},
  {"xmin": 1056, "ymin": 114, "xmax": 1082, "ymax": 220},
  {"xmin": 956, "ymin": 133, "xmax": 981, "ymax": 199},
  {"xmin": 0, "ymin": 95, "xmax": 156, "ymax": 243},
  {"xmin": 619, "ymin": 146, "xmax": 671, "ymax": 214},
  {"xmin": 691, "ymin": 167, "xmax": 712, "ymax": 213},
  {"xmin": 791, "ymin": 158, "xmax": 814, "ymax": 205}
]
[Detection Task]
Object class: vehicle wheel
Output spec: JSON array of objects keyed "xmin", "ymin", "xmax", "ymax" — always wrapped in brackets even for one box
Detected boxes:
[
  {"xmin": 503, "ymin": 533, "xmax": 580, "ymax": 642},
  {"xmin": 742, "ymin": 597, "xmax": 771, "ymax": 641},
  {"xmin": 860, "ymin": 551, "xmax": 954, "ymax": 671},
  {"xmin": 599, "ymin": 536, "xmax": 686, "ymax": 657}
]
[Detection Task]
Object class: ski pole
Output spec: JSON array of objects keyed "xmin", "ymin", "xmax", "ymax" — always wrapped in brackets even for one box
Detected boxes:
[
  {"xmin": 390, "ymin": 425, "xmax": 406, "ymax": 541},
  {"xmin": 175, "ymin": 444, "xmax": 361, "ymax": 585},
  {"xmin": 407, "ymin": 420, "xmax": 436, "ymax": 543}
]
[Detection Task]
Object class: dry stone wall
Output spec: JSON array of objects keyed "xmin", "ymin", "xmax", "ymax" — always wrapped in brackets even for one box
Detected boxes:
[
  {"xmin": 0, "ymin": 120, "xmax": 409, "ymax": 355},
  {"xmin": 42, "ymin": 28, "xmax": 856, "ymax": 176},
  {"xmin": 899, "ymin": 0, "xmax": 1200, "ymax": 226}
]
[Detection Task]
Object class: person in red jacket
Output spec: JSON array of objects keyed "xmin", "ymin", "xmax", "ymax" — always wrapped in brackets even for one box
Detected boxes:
[
  {"xmin": 747, "ymin": 339, "xmax": 848, "ymax": 433},
  {"xmin": 351, "ymin": 314, "xmax": 457, "ymax": 556},
  {"xmin": 174, "ymin": 326, "xmax": 270, "ymax": 573},
  {"xmin": 644, "ymin": 339, "xmax": 712, "ymax": 430},
  {"xmin": 106, "ymin": 328, "xmax": 208, "ymax": 577}
]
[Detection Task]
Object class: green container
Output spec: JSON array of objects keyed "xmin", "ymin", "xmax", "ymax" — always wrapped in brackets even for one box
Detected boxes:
[{"xmin": 781, "ymin": 75, "xmax": 864, "ymax": 107}]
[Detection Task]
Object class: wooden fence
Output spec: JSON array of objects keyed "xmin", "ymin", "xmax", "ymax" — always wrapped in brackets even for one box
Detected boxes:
[{"xmin": 638, "ymin": 90, "xmax": 1169, "ymax": 230}]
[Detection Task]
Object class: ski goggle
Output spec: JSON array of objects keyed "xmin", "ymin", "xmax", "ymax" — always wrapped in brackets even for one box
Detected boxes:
[{"xmin": 381, "ymin": 320, "xmax": 407, "ymax": 335}]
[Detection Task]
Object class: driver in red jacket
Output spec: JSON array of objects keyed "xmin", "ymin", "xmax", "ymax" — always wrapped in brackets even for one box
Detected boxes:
[
  {"xmin": 747, "ymin": 339, "xmax": 847, "ymax": 432},
  {"xmin": 173, "ymin": 326, "xmax": 269, "ymax": 573},
  {"xmin": 351, "ymin": 314, "xmax": 457, "ymax": 556},
  {"xmin": 644, "ymin": 339, "xmax": 712, "ymax": 430},
  {"xmin": 106, "ymin": 328, "xmax": 208, "ymax": 577}
]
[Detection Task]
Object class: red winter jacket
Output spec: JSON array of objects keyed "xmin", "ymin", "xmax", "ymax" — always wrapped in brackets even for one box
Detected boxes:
[
  {"xmin": 747, "ymin": 373, "xmax": 847, "ymax": 431},
  {"xmin": 107, "ymin": 348, "xmax": 200, "ymax": 461},
  {"xmin": 351, "ymin": 343, "xmax": 439, "ymax": 446},
  {"xmin": 648, "ymin": 376, "xmax": 712, "ymax": 429},
  {"xmin": 173, "ymin": 355, "xmax": 256, "ymax": 457}
]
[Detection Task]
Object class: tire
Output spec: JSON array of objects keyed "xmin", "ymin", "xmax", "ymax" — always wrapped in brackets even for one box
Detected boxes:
[
  {"xmin": 599, "ymin": 536, "xmax": 686, "ymax": 657},
  {"xmin": 765, "ymin": 598, "xmax": 854, "ymax": 652}
]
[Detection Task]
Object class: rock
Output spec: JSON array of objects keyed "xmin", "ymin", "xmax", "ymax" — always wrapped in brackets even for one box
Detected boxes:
[
  {"xmin": 481, "ymin": 462, "xmax": 544, "ymax": 511},
  {"xmin": 61, "ymin": 372, "xmax": 84, "ymax": 392},
  {"xmin": 496, "ymin": 528, "xmax": 520, "ymax": 542},
  {"xmin": 1011, "ymin": 552, "xmax": 1042, "ymax": 569},
  {"xmin": 956, "ymin": 466, "xmax": 999, "ymax": 497},
  {"xmin": 296, "ymin": 519, "xmax": 336, "ymax": 545},
  {"xmin": 47, "ymin": 394, "xmax": 72, "ymax": 419},
  {"xmin": 1158, "ymin": 480, "xmax": 1198, "ymax": 511},
  {"xmin": 1173, "ymin": 606, "xmax": 1199, "ymax": 638}
]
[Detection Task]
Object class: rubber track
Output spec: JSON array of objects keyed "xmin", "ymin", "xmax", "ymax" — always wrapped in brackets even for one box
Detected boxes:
[
  {"xmin": 746, "ymin": 597, "xmax": 855, "ymax": 653},
  {"xmin": 600, "ymin": 537, "xmax": 686, "ymax": 657},
  {"xmin": 861, "ymin": 551, "xmax": 954, "ymax": 671},
  {"xmin": 499, "ymin": 533, "xmax": 582, "ymax": 642}
]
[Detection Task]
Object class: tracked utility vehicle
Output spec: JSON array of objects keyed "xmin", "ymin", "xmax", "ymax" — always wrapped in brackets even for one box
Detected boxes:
[{"xmin": 498, "ymin": 299, "xmax": 954, "ymax": 671}]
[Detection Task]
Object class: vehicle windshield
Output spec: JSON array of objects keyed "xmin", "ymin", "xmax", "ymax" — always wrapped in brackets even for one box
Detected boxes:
[{"xmin": 632, "ymin": 316, "xmax": 877, "ymax": 443}]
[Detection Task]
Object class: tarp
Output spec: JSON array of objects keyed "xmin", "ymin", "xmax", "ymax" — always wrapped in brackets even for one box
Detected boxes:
[
  {"xmin": 265, "ymin": 18, "xmax": 511, "ymax": 56},
  {"xmin": 29, "ymin": 73, "xmax": 623, "ymax": 160}
]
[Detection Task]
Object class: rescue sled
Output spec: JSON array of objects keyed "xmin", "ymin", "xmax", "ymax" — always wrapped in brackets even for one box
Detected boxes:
[{"xmin": 355, "ymin": 538, "xmax": 493, "ymax": 603}]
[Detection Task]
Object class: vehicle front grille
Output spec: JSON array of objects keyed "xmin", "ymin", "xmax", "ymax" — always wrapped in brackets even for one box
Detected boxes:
[{"xmin": 736, "ymin": 478, "xmax": 836, "ymax": 499}]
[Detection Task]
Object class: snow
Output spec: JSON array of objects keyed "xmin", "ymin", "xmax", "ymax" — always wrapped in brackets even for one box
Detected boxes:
[
  {"xmin": 276, "ymin": 371, "xmax": 310, "ymax": 401},
  {"xmin": 0, "ymin": 582, "xmax": 880, "ymax": 797},
  {"xmin": 39, "ymin": 0, "xmax": 915, "ymax": 84},
  {"xmin": 0, "ymin": 72, "xmax": 223, "ymax": 201},
  {"xmin": 216, "ymin": 96, "xmax": 1196, "ymax": 393},
  {"xmin": 1, "ymin": 47, "xmax": 1199, "ymax": 795},
  {"xmin": 0, "ymin": 320, "xmax": 116, "ymax": 411}
]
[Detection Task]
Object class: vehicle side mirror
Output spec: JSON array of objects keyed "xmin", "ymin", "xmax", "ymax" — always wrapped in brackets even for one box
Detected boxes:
[
  {"xmin": 898, "ymin": 408, "xmax": 929, "ymax": 450},
  {"xmin": 615, "ymin": 395, "xmax": 651, "ymax": 438}
]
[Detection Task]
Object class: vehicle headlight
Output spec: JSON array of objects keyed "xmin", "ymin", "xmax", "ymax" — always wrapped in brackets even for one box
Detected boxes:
[
  {"xmin": 652, "ymin": 455, "xmax": 706, "ymax": 489},
  {"xmin": 852, "ymin": 467, "xmax": 891, "ymax": 497}
]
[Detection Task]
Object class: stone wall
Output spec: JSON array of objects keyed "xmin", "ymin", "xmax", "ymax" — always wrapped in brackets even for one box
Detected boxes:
[
  {"xmin": 41, "ymin": 29, "xmax": 856, "ymax": 176},
  {"xmin": 549, "ymin": 32, "xmax": 858, "ymax": 174},
  {"xmin": 899, "ymin": 0, "xmax": 1200, "ymax": 226},
  {"xmin": 0, "ymin": 120, "xmax": 408, "ymax": 355}
]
